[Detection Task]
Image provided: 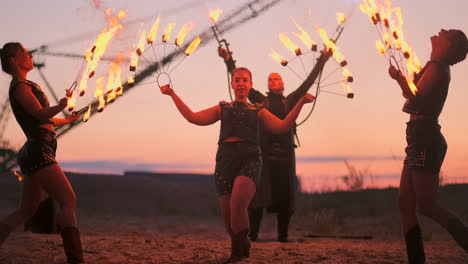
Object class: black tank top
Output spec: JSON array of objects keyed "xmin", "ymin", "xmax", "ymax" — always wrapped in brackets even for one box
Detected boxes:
[
  {"xmin": 218, "ymin": 101, "xmax": 263, "ymax": 144},
  {"xmin": 402, "ymin": 61, "xmax": 450, "ymax": 118},
  {"xmin": 9, "ymin": 79, "xmax": 54, "ymax": 138}
]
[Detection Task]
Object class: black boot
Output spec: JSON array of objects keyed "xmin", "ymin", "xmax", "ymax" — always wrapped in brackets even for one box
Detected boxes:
[
  {"xmin": 405, "ymin": 225, "xmax": 425, "ymax": 264},
  {"xmin": 248, "ymin": 208, "xmax": 263, "ymax": 242},
  {"xmin": 277, "ymin": 211, "xmax": 291, "ymax": 243},
  {"xmin": 61, "ymin": 226, "xmax": 84, "ymax": 263},
  {"xmin": 223, "ymin": 229, "xmax": 249, "ymax": 263},
  {"xmin": 447, "ymin": 218, "xmax": 468, "ymax": 253},
  {"xmin": 0, "ymin": 223, "xmax": 12, "ymax": 247}
]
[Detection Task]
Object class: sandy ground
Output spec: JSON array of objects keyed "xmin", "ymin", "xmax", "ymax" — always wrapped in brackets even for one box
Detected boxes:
[{"xmin": 0, "ymin": 172, "xmax": 467, "ymax": 263}]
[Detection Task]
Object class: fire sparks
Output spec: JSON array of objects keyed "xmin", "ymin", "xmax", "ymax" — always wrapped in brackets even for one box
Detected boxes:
[
  {"xmin": 13, "ymin": 171, "xmax": 23, "ymax": 182},
  {"xmin": 185, "ymin": 37, "xmax": 202, "ymax": 55},
  {"xmin": 291, "ymin": 18, "xmax": 317, "ymax": 51},
  {"xmin": 359, "ymin": 0, "xmax": 421, "ymax": 95},
  {"xmin": 279, "ymin": 33, "xmax": 302, "ymax": 56},
  {"xmin": 162, "ymin": 23, "xmax": 176, "ymax": 43},
  {"xmin": 147, "ymin": 16, "xmax": 161, "ymax": 44},
  {"xmin": 209, "ymin": 9, "xmax": 223, "ymax": 23},
  {"xmin": 175, "ymin": 22, "xmax": 195, "ymax": 46},
  {"xmin": 269, "ymin": 48, "xmax": 288, "ymax": 66}
]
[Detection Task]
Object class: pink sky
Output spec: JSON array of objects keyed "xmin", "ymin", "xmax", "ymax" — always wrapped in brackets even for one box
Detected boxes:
[{"xmin": 1, "ymin": 0, "xmax": 467, "ymax": 191}]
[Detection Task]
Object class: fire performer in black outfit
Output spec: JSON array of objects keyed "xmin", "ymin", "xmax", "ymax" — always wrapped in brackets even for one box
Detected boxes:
[
  {"xmin": 388, "ymin": 29, "xmax": 468, "ymax": 263},
  {"xmin": 0, "ymin": 42, "xmax": 83, "ymax": 263},
  {"xmin": 160, "ymin": 67, "xmax": 314, "ymax": 262},
  {"xmin": 218, "ymin": 47, "xmax": 331, "ymax": 242}
]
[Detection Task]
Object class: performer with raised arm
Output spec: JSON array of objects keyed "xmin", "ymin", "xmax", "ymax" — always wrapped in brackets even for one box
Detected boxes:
[
  {"xmin": 160, "ymin": 66, "xmax": 314, "ymax": 262},
  {"xmin": 388, "ymin": 29, "xmax": 468, "ymax": 263},
  {"xmin": 218, "ymin": 46, "xmax": 331, "ymax": 242},
  {"xmin": 0, "ymin": 42, "xmax": 83, "ymax": 263}
]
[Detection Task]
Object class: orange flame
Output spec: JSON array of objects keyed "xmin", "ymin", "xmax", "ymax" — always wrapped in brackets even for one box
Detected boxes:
[
  {"xmin": 147, "ymin": 16, "xmax": 161, "ymax": 44},
  {"xmin": 162, "ymin": 23, "xmax": 176, "ymax": 43},
  {"xmin": 83, "ymin": 104, "xmax": 92, "ymax": 122},
  {"xmin": 342, "ymin": 83, "xmax": 354, "ymax": 98},
  {"xmin": 128, "ymin": 75, "xmax": 135, "ymax": 85},
  {"xmin": 279, "ymin": 33, "xmax": 301, "ymax": 56},
  {"xmin": 342, "ymin": 67, "xmax": 353, "ymax": 82},
  {"xmin": 315, "ymin": 25, "xmax": 347, "ymax": 66},
  {"xmin": 336, "ymin": 12, "xmax": 346, "ymax": 24},
  {"xmin": 405, "ymin": 75, "xmax": 418, "ymax": 95},
  {"xmin": 95, "ymin": 77, "xmax": 106, "ymax": 112},
  {"xmin": 184, "ymin": 37, "xmax": 202, "ymax": 55},
  {"xmin": 105, "ymin": 54, "xmax": 125, "ymax": 97},
  {"xmin": 291, "ymin": 18, "xmax": 317, "ymax": 51},
  {"xmin": 175, "ymin": 22, "xmax": 195, "ymax": 46},
  {"xmin": 209, "ymin": 9, "xmax": 223, "ymax": 23},
  {"xmin": 269, "ymin": 48, "xmax": 288, "ymax": 66},
  {"xmin": 13, "ymin": 171, "xmax": 23, "ymax": 182},
  {"xmin": 375, "ymin": 40, "xmax": 387, "ymax": 55},
  {"xmin": 78, "ymin": 9, "xmax": 126, "ymax": 97},
  {"xmin": 136, "ymin": 30, "xmax": 147, "ymax": 56},
  {"xmin": 67, "ymin": 91, "xmax": 77, "ymax": 111}
]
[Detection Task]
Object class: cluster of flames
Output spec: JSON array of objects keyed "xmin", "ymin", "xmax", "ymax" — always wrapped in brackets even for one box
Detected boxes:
[
  {"xmin": 128, "ymin": 16, "xmax": 202, "ymax": 80},
  {"xmin": 359, "ymin": 0, "xmax": 421, "ymax": 95},
  {"xmin": 67, "ymin": 9, "xmax": 202, "ymax": 122},
  {"xmin": 269, "ymin": 13, "xmax": 354, "ymax": 98}
]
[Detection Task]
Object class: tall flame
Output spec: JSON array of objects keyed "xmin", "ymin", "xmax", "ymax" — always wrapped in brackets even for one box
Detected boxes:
[
  {"xmin": 279, "ymin": 33, "xmax": 301, "ymax": 56},
  {"xmin": 78, "ymin": 9, "xmax": 126, "ymax": 97},
  {"xmin": 67, "ymin": 91, "xmax": 77, "ymax": 111},
  {"xmin": 209, "ymin": 9, "xmax": 223, "ymax": 23},
  {"xmin": 95, "ymin": 77, "xmax": 106, "ymax": 112},
  {"xmin": 162, "ymin": 23, "xmax": 176, "ymax": 43},
  {"xmin": 175, "ymin": 22, "xmax": 195, "ymax": 46},
  {"xmin": 315, "ymin": 25, "xmax": 347, "ymax": 66},
  {"xmin": 405, "ymin": 76, "xmax": 418, "ymax": 95},
  {"xmin": 291, "ymin": 18, "xmax": 317, "ymax": 51},
  {"xmin": 269, "ymin": 48, "xmax": 288, "ymax": 66},
  {"xmin": 136, "ymin": 30, "xmax": 147, "ymax": 56},
  {"xmin": 184, "ymin": 37, "xmax": 202, "ymax": 55},
  {"xmin": 147, "ymin": 16, "xmax": 161, "ymax": 44},
  {"xmin": 83, "ymin": 104, "xmax": 92, "ymax": 122}
]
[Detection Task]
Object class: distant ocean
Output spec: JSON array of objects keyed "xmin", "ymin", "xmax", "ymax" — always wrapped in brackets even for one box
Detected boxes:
[{"xmin": 60, "ymin": 156, "xmax": 468, "ymax": 193}]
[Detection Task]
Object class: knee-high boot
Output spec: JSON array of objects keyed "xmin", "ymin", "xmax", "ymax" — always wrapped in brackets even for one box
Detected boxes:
[
  {"xmin": 447, "ymin": 218, "xmax": 468, "ymax": 253},
  {"xmin": 248, "ymin": 208, "xmax": 263, "ymax": 241},
  {"xmin": 223, "ymin": 229, "xmax": 250, "ymax": 263},
  {"xmin": 61, "ymin": 226, "xmax": 84, "ymax": 263},
  {"xmin": 277, "ymin": 211, "xmax": 291, "ymax": 242},
  {"xmin": 405, "ymin": 225, "xmax": 425, "ymax": 264},
  {"xmin": 0, "ymin": 223, "xmax": 12, "ymax": 247}
]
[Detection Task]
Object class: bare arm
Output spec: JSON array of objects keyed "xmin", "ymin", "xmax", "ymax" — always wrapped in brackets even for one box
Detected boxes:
[
  {"xmin": 13, "ymin": 83, "xmax": 68, "ymax": 122},
  {"xmin": 51, "ymin": 113, "xmax": 80, "ymax": 126},
  {"xmin": 259, "ymin": 93, "xmax": 315, "ymax": 134},
  {"xmin": 287, "ymin": 50, "xmax": 332, "ymax": 106},
  {"xmin": 389, "ymin": 63, "xmax": 445, "ymax": 102},
  {"xmin": 160, "ymin": 85, "xmax": 220, "ymax": 126}
]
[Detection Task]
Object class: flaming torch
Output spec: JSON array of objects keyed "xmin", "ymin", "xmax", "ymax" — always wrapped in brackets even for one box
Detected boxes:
[{"xmin": 359, "ymin": 0, "xmax": 421, "ymax": 95}]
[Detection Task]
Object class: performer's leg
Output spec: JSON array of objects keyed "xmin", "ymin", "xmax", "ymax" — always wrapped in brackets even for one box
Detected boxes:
[
  {"xmin": 277, "ymin": 210, "xmax": 291, "ymax": 242},
  {"xmin": 248, "ymin": 207, "xmax": 263, "ymax": 241},
  {"xmin": 398, "ymin": 166, "xmax": 425, "ymax": 264},
  {"xmin": 230, "ymin": 176, "xmax": 255, "ymax": 258},
  {"xmin": 0, "ymin": 176, "xmax": 45, "ymax": 247},
  {"xmin": 33, "ymin": 164, "xmax": 84, "ymax": 263},
  {"xmin": 412, "ymin": 169, "xmax": 468, "ymax": 253}
]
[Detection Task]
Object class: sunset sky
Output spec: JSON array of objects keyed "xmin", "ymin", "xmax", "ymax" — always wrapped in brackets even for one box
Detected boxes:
[{"xmin": 1, "ymin": 0, "xmax": 467, "ymax": 191}]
